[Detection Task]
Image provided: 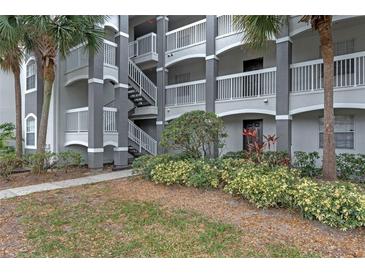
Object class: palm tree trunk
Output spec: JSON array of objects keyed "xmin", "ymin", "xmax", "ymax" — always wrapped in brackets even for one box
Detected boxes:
[
  {"xmin": 36, "ymin": 63, "xmax": 55, "ymax": 153},
  {"xmin": 13, "ymin": 67, "xmax": 22, "ymax": 160},
  {"xmin": 318, "ymin": 18, "xmax": 336, "ymax": 181}
]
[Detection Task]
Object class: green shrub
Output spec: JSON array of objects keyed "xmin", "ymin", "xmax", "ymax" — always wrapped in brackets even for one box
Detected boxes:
[
  {"xmin": 222, "ymin": 151, "xmax": 248, "ymax": 160},
  {"xmin": 222, "ymin": 151, "xmax": 290, "ymax": 168},
  {"xmin": 55, "ymin": 151, "xmax": 82, "ymax": 173},
  {"xmin": 160, "ymin": 111, "xmax": 227, "ymax": 159},
  {"xmin": 0, "ymin": 123, "xmax": 15, "ymax": 156},
  {"xmin": 293, "ymin": 151, "xmax": 321, "ymax": 177},
  {"xmin": 262, "ymin": 151, "xmax": 290, "ymax": 168},
  {"xmin": 0, "ymin": 154, "xmax": 21, "ymax": 181},
  {"xmin": 27, "ymin": 152, "xmax": 56, "ymax": 174},
  {"xmin": 223, "ymin": 165, "xmax": 297, "ymax": 208},
  {"xmin": 186, "ymin": 159, "xmax": 220, "ymax": 188},
  {"xmin": 291, "ymin": 179, "xmax": 365, "ymax": 230},
  {"xmin": 336, "ymin": 153, "xmax": 365, "ymax": 183}
]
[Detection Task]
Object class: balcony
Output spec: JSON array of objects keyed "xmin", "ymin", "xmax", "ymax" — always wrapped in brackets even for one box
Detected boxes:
[
  {"xmin": 165, "ymin": 67, "xmax": 277, "ymax": 120},
  {"xmin": 65, "ymin": 40, "xmax": 118, "ymax": 86},
  {"xmin": 215, "ymin": 15, "xmax": 243, "ymax": 55},
  {"xmin": 165, "ymin": 16, "xmax": 244, "ymax": 66},
  {"xmin": 166, "ymin": 19, "xmax": 207, "ymax": 66},
  {"xmin": 165, "ymin": 80, "xmax": 206, "ymax": 120},
  {"xmin": 215, "ymin": 67, "xmax": 277, "ymax": 116},
  {"xmin": 65, "ymin": 107, "xmax": 157, "ymax": 155},
  {"xmin": 129, "ymin": 33, "xmax": 158, "ymax": 68},
  {"xmin": 290, "ymin": 51, "xmax": 365, "ymax": 114}
]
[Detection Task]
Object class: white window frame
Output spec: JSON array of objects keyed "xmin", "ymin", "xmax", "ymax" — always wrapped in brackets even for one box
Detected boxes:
[
  {"xmin": 319, "ymin": 115, "xmax": 355, "ymax": 150},
  {"xmin": 25, "ymin": 113, "xmax": 37, "ymax": 149},
  {"xmin": 25, "ymin": 57, "xmax": 37, "ymax": 94}
]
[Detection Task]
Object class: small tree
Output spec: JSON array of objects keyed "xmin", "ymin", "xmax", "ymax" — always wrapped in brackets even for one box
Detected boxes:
[
  {"xmin": 0, "ymin": 122, "xmax": 15, "ymax": 155},
  {"xmin": 161, "ymin": 111, "xmax": 227, "ymax": 159}
]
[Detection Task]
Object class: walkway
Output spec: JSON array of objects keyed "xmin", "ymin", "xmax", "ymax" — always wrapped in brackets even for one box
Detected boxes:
[{"xmin": 0, "ymin": 169, "xmax": 133, "ymax": 200}]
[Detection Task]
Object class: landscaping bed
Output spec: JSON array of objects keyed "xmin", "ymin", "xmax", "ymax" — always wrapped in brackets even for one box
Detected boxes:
[
  {"xmin": 0, "ymin": 165, "xmax": 112, "ymax": 191},
  {"xmin": 133, "ymin": 154, "xmax": 365, "ymax": 231},
  {"xmin": 0, "ymin": 177, "xmax": 364, "ymax": 257}
]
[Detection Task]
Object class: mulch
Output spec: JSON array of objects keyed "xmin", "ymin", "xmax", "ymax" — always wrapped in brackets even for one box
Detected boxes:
[{"xmin": 0, "ymin": 166, "xmax": 112, "ymax": 191}]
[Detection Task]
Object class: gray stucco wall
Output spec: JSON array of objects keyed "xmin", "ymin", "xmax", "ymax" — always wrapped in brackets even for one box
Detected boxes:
[
  {"xmin": 292, "ymin": 109, "xmax": 365, "ymax": 156},
  {"xmin": 0, "ymin": 71, "xmax": 15, "ymax": 124}
]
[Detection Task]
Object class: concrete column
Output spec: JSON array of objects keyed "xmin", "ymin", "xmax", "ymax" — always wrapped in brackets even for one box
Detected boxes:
[
  {"xmin": 156, "ymin": 16, "xmax": 168, "ymax": 154},
  {"xmin": 113, "ymin": 15, "xmax": 129, "ymax": 169},
  {"xmin": 205, "ymin": 16, "xmax": 219, "ymax": 157},
  {"xmin": 87, "ymin": 44, "xmax": 104, "ymax": 169},
  {"xmin": 275, "ymin": 23, "xmax": 292, "ymax": 154},
  {"xmin": 205, "ymin": 15, "xmax": 218, "ymax": 113}
]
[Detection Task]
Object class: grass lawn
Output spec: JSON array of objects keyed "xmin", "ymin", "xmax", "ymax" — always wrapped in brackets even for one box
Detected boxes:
[
  {"xmin": 1, "ymin": 177, "xmax": 364, "ymax": 258},
  {"xmin": 15, "ymin": 199, "xmax": 313, "ymax": 258}
]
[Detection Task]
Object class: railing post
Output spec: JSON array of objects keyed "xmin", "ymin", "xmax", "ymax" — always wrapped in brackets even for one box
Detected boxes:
[
  {"xmin": 175, "ymin": 88, "xmax": 178, "ymax": 106},
  {"xmin": 139, "ymin": 131, "xmax": 142, "ymax": 152},
  {"xmin": 230, "ymin": 78, "xmax": 233, "ymax": 100},
  {"xmin": 354, "ymin": 57, "xmax": 357, "ymax": 87},
  {"xmin": 77, "ymin": 111, "xmax": 80, "ymax": 133}
]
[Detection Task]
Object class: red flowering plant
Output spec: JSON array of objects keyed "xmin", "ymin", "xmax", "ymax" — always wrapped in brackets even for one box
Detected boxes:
[{"xmin": 242, "ymin": 128, "xmax": 278, "ymax": 163}]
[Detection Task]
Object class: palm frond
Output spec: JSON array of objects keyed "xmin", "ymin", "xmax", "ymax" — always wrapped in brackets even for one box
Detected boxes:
[{"xmin": 233, "ymin": 15, "xmax": 286, "ymax": 49}]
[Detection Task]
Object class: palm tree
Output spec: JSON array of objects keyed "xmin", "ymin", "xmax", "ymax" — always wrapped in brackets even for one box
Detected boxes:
[
  {"xmin": 20, "ymin": 16, "xmax": 107, "ymax": 154},
  {"xmin": 0, "ymin": 16, "xmax": 25, "ymax": 160},
  {"xmin": 233, "ymin": 15, "xmax": 336, "ymax": 181}
]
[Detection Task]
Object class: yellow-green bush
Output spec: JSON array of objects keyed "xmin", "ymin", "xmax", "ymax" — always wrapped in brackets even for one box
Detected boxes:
[
  {"xmin": 291, "ymin": 179, "xmax": 365, "ymax": 230},
  {"xmin": 150, "ymin": 159, "xmax": 220, "ymax": 188},
  {"xmin": 151, "ymin": 160, "xmax": 193, "ymax": 185},
  {"xmin": 223, "ymin": 165, "xmax": 297, "ymax": 208}
]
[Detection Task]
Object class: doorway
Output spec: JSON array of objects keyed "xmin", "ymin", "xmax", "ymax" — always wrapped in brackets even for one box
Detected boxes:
[{"xmin": 243, "ymin": 119, "xmax": 263, "ymax": 150}]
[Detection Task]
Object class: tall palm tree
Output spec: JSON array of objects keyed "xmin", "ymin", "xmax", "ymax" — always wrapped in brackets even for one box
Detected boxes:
[
  {"xmin": 233, "ymin": 15, "xmax": 336, "ymax": 181},
  {"xmin": 0, "ymin": 16, "xmax": 25, "ymax": 160},
  {"xmin": 21, "ymin": 15, "xmax": 107, "ymax": 154}
]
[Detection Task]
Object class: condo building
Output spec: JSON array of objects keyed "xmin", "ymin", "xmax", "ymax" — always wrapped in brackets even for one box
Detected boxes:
[{"xmin": 13, "ymin": 15, "xmax": 365, "ymax": 168}]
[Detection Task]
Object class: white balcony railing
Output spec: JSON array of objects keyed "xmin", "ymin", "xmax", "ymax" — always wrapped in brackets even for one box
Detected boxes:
[
  {"xmin": 103, "ymin": 40, "xmax": 117, "ymax": 67},
  {"xmin": 166, "ymin": 19, "xmax": 207, "ymax": 52},
  {"xmin": 65, "ymin": 107, "xmax": 157, "ymax": 155},
  {"xmin": 66, "ymin": 40, "xmax": 116, "ymax": 72},
  {"xmin": 65, "ymin": 44, "xmax": 88, "ymax": 72},
  {"xmin": 65, "ymin": 107, "xmax": 117, "ymax": 133},
  {"xmin": 217, "ymin": 67, "xmax": 277, "ymax": 101},
  {"xmin": 217, "ymin": 15, "xmax": 241, "ymax": 37},
  {"xmin": 291, "ymin": 51, "xmax": 365, "ymax": 92},
  {"xmin": 65, "ymin": 107, "xmax": 89, "ymax": 132},
  {"xmin": 129, "ymin": 33, "xmax": 157, "ymax": 58},
  {"xmin": 165, "ymin": 80, "xmax": 206, "ymax": 106},
  {"xmin": 103, "ymin": 107, "xmax": 117, "ymax": 132}
]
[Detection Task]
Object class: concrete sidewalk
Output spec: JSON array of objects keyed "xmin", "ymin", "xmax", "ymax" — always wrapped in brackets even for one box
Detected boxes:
[{"xmin": 0, "ymin": 169, "xmax": 133, "ymax": 200}]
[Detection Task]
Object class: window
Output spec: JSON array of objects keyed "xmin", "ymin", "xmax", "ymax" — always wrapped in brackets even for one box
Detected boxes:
[
  {"xmin": 175, "ymin": 73, "xmax": 190, "ymax": 84},
  {"xmin": 26, "ymin": 59, "xmax": 36, "ymax": 91},
  {"xmin": 319, "ymin": 39, "xmax": 355, "ymax": 57},
  {"xmin": 243, "ymin": 58, "xmax": 263, "ymax": 72},
  {"xmin": 25, "ymin": 114, "xmax": 36, "ymax": 148},
  {"xmin": 334, "ymin": 39, "xmax": 355, "ymax": 56},
  {"xmin": 319, "ymin": 116, "xmax": 354, "ymax": 149}
]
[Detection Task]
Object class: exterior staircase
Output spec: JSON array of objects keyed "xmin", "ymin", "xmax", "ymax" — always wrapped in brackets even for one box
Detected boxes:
[{"xmin": 128, "ymin": 59, "xmax": 157, "ymax": 107}]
